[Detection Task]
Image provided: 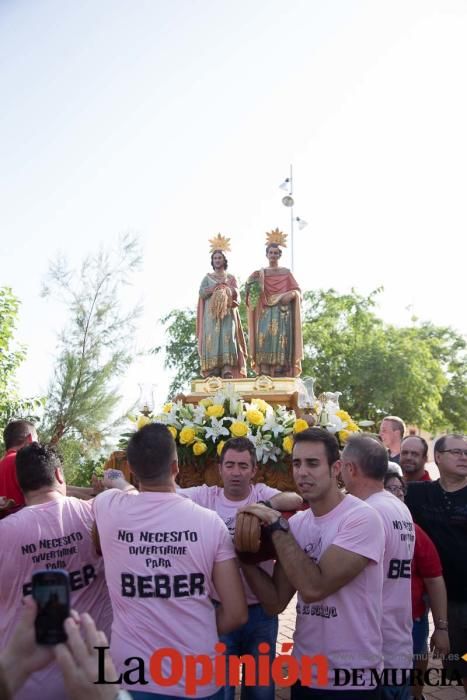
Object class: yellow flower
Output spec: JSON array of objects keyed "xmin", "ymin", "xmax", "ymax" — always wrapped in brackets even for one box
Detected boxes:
[
  {"xmin": 338, "ymin": 430, "xmax": 351, "ymax": 443},
  {"xmin": 252, "ymin": 398, "xmax": 269, "ymax": 413},
  {"xmin": 293, "ymin": 419, "xmax": 309, "ymax": 434},
  {"xmin": 167, "ymin": 426, "xmax": 177, "ymax": 440},
  {"xmin": 207, "ymin": 404, "xmax": 225, "ymax": 418},
  {"xmin": 136, "ymin": 415, "xmax": 151, "ymax": 430},
  {"xmin": 347, "ymin": 422, "xmax": 359, "ymax": 433},
  {"xmin": 230, "ymin": 421, "xmax": 248, "ymax": 437},
  {"xmin": 282, "ymin": 435, "xmax": 294, "ymax": 454},
  {"xmin": 193, "ymin": 441, "xmax": 207, "ymax": 456},
  {"xmin": 217, "ymin": 440, "xmax": 225, "ymax": 456},
  {"xmin": 199, "ymin": 398, "xmax": 213, "ymax": 408},
  {"xmin": 246, "ymin": 409, "xmax": 265, "ymax": 426},
  {"xmin": 162, "ymin": 403, "xmax": 173, "ymax": 413},
  {"xmin": 336, "ymin": 410, "xmax": 351, "ymax": 422},
  {"xmin": 179, "ymin": 426, "xmax": 196, "ymax": 445}
]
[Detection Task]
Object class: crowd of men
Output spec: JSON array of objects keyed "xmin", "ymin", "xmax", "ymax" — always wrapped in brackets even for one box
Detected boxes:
[{"xmin": 0, "ymin": 416, "xmax": 465, "ymax": 700}]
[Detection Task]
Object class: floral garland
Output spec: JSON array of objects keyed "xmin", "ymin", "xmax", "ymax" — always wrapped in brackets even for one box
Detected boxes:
[{"xmin": 119, "ymin": 387, "xmax": 361, "ymax": 469}]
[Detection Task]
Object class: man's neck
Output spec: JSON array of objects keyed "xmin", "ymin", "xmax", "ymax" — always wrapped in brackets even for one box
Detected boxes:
[
  {"xmin": 25, "ymin": 489, "xmax": 63, "ymax": 506},
  {"xmin": 140, "ymin": 483, "xmax": 176, "ymax": 493},
  {"xmin": 439, "ymin": 474, "xmax": 467, "ymax": 493},
  {"xmin": 389, "ymin": 445, "xmax": 401, "ymax": 458},
  {"xmin": 223, "ymin": 487, "xmax": 251, "ymax": 502},
  {"xmin": 310, "ymin": 488, "xmax": 345, "ymax": 517},
  {"xmin": 405, "ymin": 468, "xmax": 426, "ymax": 482},
  {"xmin": 351, "ymin": 480, "xmax": 383, "ymax": 502}
]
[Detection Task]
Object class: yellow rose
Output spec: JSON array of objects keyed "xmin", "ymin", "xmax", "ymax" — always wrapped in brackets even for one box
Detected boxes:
[
  {"xmin": 167, "ymin": 426, "xmax": 177, "ymax": 440},
  {"xmin": 252, "ymin": 398, "xmax": 269, "ymax": 413},
  {"xmin": 338, "ymin": 429, "xmax": 351, "ymax": 443},
  {"xmin": 293, "ymin": 419, "xmax": 309, "ymax": 434},
  {"xmin": 282, "ymin": 435, "xmax": 294, "ymax": 454},
  {"xmin": 162, "ymin": 403, "xmax": 173, "ymax": 413},
  {"xmin": 217, "ymin": 440, "xmax": 225, "ymax": 456},
  {"xmin": 207, "ymin": 404, "xmax": 225, "ymax": 418},
  {"xmin": 193, "ymin": 442, "xmax": 207, "ymax": 456},
  {"xmin": 199, "ymin": 398, "xmax": 213, "ymax": 408},
  {"xmin": 179, "ymin": 426, "xmax": 196, "ymax": 445},
  {"xmin": 136, "ymin": 415, "xmax": 151, "ymax": 430},
  {"xmin": 230, "ymin": 421, "xmax": 248, "ymax": 437},
  {"xmin": 336, "ymin": 410, "xmax": 351, "ymax": 422},
  {"xmin": 246, "ymin": 409, "xmax": 265, "ymax": 426}
]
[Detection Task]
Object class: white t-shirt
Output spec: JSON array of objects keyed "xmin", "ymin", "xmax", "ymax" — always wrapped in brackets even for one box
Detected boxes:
[
  {"xmin": 366, "ymin": 490, "xmax": 415, "ymax": 671},
  {"xmin": 179, "ymin": 483, "xmax": 280, "ymax": 604},
  {"xmin": 0, "ymin": 496, "xmax": 112, "ymax": 700},
  {"xmin": 289, "ymin": 494, "xmax": 385, "ymax": 691},
  {"xmin": 93, "ymin": 489, "xmax": 235, "ymax": 697}
]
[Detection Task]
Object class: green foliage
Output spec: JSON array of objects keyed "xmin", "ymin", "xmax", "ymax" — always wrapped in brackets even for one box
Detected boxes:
[
  {"xmin": 157, "ymin": 287, "xmax": 466, "ymax": 433},
  {"xmin": 0, "ymin": 287, "xmax": 43, "ymax": 448},
  {"xmin": 302, "ymin": 289, "xmax": 466, "ymax": 432},
  {"xmin": 54, "ymin": 436, "xmax": 106, "ymax": 486},
  {"xmin": 41, "ymin": 235, "xmax": 142, "ymax": 448}
]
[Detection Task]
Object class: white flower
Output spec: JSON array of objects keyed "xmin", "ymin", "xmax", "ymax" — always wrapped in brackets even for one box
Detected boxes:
[
  {"xmin": 204, "ymin": 417, "xmax": 230, "ymax": 443},
  {"xmin": 263, "ymin": 414, "xmax": 284, "ymax": 438},
  {"xmin": 325, "ymin": 416, "xmax": 346, "ymax": 434},
  {"xmin": 192, "ymin": 405, "xmax": 206, "ymax": 423},
  {"xmin": 248, "ymin": 432, "xmax": 276, "ymax": 463}
]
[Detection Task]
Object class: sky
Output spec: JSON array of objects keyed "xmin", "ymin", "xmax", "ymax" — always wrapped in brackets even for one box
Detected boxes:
[{"xmin": 1, "ymin": 0, "xmax": 466, "ymax": 415}]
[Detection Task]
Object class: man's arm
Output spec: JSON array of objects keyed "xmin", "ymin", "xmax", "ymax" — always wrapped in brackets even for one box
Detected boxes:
[
  {"xmin": 244, "ymin": 503, "xmax": 372, "ymax": 603},
  {"xmin": 212, "ymin": 559, "xmax": 248, "ymax": 635},
  {"xmin": 424, "ymin": 576, "xmax": 450, "ymax": 657},
  {"xmin": 241, "ymin": 559, "xmax": 295, "ymax": 615},
  {"xmin": 269, "ymin": 491, "xmax": 303, "ymax": 511},
  {"xmin": 66, "ymin": 485, "xmax": 94, "ymax": 500}
]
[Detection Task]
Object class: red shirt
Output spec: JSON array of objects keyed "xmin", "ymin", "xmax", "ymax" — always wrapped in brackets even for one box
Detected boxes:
[
  {"xmin": 419, "ymin": 469, "xmax": 432, "ymax": 481},
  {"xmin": 0, "ymin": 449, "xmax": 25, "ymax": 517},
  {"xmin": 411, "ymin": 523, "xmax": 442, "ymax": 619}
]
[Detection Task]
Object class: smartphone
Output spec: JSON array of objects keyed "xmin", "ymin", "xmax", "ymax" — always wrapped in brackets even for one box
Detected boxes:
[{"xmin": 32, "ymin": 570, "xmax": 70, "ymax": 645}]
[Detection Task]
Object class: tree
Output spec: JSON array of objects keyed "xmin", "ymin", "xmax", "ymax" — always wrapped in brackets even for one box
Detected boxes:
[
  {"xmin": 0, "ymin": 287, "xmax": 42, "ymax": 448},
  {"xmin": 157, "ymin": 288, "xmax": 466, "ymax": 433},
  {"xmin": 41, "ymin": 235, "xmax": 142, "ymax": 450}
]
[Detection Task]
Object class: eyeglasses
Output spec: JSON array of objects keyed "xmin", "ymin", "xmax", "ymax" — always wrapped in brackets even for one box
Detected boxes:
[
  {"xmin": 386, "ymin": 486, "xmax": 406, "ymax": 495},
  {"xmin": 438, "ymin": 449, "xmax": 467, "ymax": 457}
]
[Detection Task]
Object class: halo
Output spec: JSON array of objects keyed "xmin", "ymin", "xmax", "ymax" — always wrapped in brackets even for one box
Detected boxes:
[
  {"xmin": 265, "ymin": 228, "xmax": 288, "ymax": 248},
  {"xmin": 209, "ymin": 234, "xmax": 231, "ymax": 253}
]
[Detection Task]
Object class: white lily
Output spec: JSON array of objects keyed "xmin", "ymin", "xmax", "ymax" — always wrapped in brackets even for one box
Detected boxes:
[{"xmin": 204, "ymin": 417, "xmax": 230, "ymax": 443}]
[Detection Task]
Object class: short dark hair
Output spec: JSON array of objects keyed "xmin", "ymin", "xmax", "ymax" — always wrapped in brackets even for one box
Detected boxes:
[
  {"xmin": 381, "ymin": 416, "xmax": 406, "ymax": 438},
  {"xmin": 265, "ymin": 243, "xmax": 282, "ymax": 257},
  {"xmin": 127, "ymin": 423, "xmax": 177, "ymax": 484},
  {"xmin": 219, "ymin": 437, "xmax": 256, "ymax": 467},
  {"xmin": 401, "ymin": 435, "xmax": 428, "ymax": 459},
  {"xmin": 434, "ymin": 433, "xmax": 465, "ymax": 456},
  {"xmin": 210, "ymin": 250, "xmax": 228, "ymax": 270},
  {"xmin": 342, "ymin": 434, "xmax": 388, "ymax": 481},
  {"xmin": 3, "ymin": 420, "xmax": 36, "ymax": 450},
  {"xmin": 15, "ymin": 442, "xmax": 61, "ymax": 493},
  {"xmin": 293, "ymin": 428, "xmax": 340, "ymax": 466}
]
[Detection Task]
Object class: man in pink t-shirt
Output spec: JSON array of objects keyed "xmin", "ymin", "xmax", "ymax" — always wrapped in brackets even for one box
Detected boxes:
[
  {"xmin": 0, "ymin": 442, "xmax": 112, "ymax": 700},
  {"xmin": 178, "ymin": 436, "xmax": 303, "ymax": 700},
  {"xmin": 240, "ymin": 428, "xmax": 385, "ymax": 699},
  {"xmin": 340, "ymin": 434, "xmax": 415, "ymax": 700},
  {"xmin": 93, "ymin": 423, "xmax": 247, "ymax": 699}
]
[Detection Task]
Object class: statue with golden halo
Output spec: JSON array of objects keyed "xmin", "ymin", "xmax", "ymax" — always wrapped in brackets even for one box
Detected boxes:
[
  {"xmin": 246, "ymin": 228, "xmax": 303, "ymax": 377},
  {"xmin": 196, "ymin": 234, "xmax": 247, "ymax": 379}
]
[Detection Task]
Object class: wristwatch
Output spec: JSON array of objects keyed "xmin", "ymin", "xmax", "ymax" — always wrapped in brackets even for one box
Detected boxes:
[{"xmin": 263, "ymin": 516, "xmax": 290, "ymax": 535}]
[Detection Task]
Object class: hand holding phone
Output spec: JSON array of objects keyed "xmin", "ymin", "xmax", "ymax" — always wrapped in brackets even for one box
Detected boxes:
[{"xmin": 32, "ymin": 570, "xmax": 71, "ymax": 645}]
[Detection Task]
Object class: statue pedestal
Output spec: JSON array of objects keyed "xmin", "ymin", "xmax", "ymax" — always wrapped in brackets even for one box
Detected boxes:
[{"xmin": 183, "ymin": 375, "xmax": 302, "ymax": 411}]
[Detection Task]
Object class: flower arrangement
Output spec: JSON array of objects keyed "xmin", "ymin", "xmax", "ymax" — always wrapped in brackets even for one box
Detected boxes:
[{"xmin": 119, "ymin": 387, "xmax": 361, "ymax": 469}]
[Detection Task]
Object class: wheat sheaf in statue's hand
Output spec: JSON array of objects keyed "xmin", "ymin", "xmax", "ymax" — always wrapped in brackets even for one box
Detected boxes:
[{"xmin": 234, "ymin": 507, "xmax": 281, "ymax": 564}]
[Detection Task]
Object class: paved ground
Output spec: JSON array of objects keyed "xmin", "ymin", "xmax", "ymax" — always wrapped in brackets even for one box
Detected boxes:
[{"xmin": 272, "ymin": 596, "xmax": 465, "ymax": 699}]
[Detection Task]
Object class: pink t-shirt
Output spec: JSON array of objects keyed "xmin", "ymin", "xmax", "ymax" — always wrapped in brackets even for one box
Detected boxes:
[
  {"xmin": 289, "ymin": 494, "xmax": 384, "ymax": 691},
  {"xmin": 93, "ymin": 489, "xmax": 235, "ymax": 698},
  {"xmin": 179, "ymin": 483, "xmax": 279, "ymax": 605},
  {"xmin": 366, "ymin": 490, "xmax": 414, "ymax": 671},
  {"xmin": 0, "ymin": 496, "xmax": 112, "ymax": 700}
]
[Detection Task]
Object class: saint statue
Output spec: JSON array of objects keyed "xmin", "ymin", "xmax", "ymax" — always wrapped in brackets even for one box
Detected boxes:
[
  {"xmin": 246, "ymin": 228, "xmax": 303, "ymax": 377},
  {"xmin": 196, "ymin": 234, "xmax": 248, "ymax": 379}
]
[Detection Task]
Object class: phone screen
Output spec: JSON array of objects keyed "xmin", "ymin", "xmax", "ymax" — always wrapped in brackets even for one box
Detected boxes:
[{"xmin": 32, "ymin": 570, "xmax": 70, "ymax": 645}]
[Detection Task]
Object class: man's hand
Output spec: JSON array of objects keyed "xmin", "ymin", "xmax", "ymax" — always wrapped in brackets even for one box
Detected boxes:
[
  {"xmin": 0, "ymin": 496, "xmax": 15, "ymax": 511},
  {"xmin": 239, "ymin": 503, "xmax": 281, "ymax": 525},
  {"xmin": 0, "ymin": 597, "xmax": 54, "ymax": 696},
  {"xmin": 430, "ymin": 629, "xmax": 450, "ymax": 658},
  {"xmin": 55, "ymin": 614, "xmax": 121, "ymax": 700},
  {"xmin": 102, "ymin": 469, "xmax": 133, "ymax": 491}
]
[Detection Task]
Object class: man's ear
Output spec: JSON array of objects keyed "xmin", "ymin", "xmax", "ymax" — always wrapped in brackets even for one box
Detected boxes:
[
  {"xmin": 25, "ymin": 433, "xmax": 34, "ymax": 445},
  {"xmin": 55, "ymin": 467, "xmax": 65, "ymax": 484},
  {"xmin": 171, "ymin": 459, "xmax": 179, "ymax": 478}
]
